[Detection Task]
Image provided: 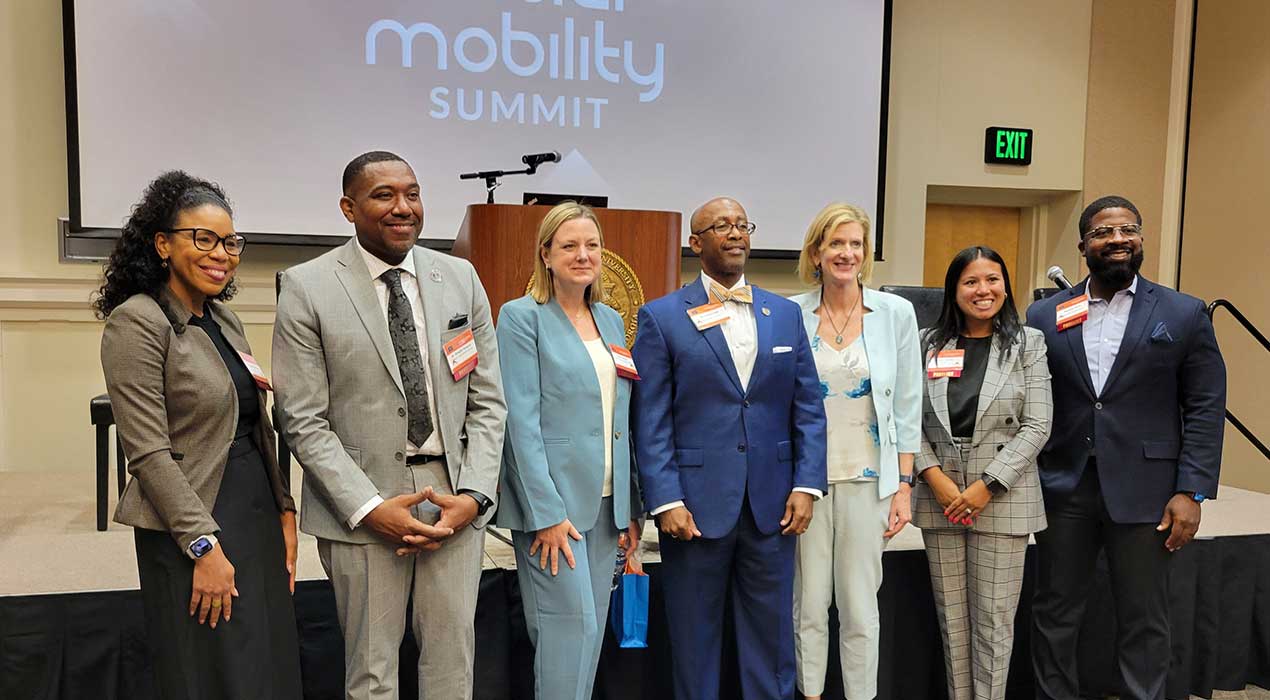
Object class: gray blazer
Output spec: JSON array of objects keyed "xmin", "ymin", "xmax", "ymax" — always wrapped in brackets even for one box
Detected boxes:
[
  {"xmin": 493, "ymin": 296, "xmax": 641, "ymax": 533},
  {"xmin": 103, "ymin": 288, "xmax": 294, "ymax": 552},
  {"xmin": 912, "ymin": 327, "xmax": 1052, "ymax": 536},
  {"xmin": 272, "ymin": 239, "xmax": 507, "ymax": 543}
]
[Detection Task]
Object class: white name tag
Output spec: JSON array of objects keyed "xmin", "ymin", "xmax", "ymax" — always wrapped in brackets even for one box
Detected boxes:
[
  {"xmin": 927, "ymin": 350, "xmax": 965, "ymax": 379},
  {"xmin": 687, "ymin": 302, "xmax": 730, "ymax": 331},
  {"xmin": 442, "ymin": 329, "xmax": 479, "ymax": 380},
  {"xmin": 236, "ymin": 351, "xmax": 272, "ymax": 391},
  {"xmin": 1056, "ymin": 294, "xmax": 1090, "ymax": 331},
  {"xmin": 610, "ymin": 344, "xmax": 640, "ymax": 380}
]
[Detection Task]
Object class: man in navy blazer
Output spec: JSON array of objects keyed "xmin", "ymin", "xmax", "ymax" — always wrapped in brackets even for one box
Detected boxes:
[
  {"xmin": 632, "ymin": 196, "xmax": 827, "ymax": 700},
  {"xmin": 1025, "ymin": 195, "xmax": 1226, "ymax": 700}
]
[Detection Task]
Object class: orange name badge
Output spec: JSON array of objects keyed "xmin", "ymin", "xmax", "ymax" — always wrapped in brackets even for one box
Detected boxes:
[
  {"xmin": 237, "ymin": 351, "xmax": 272, "ymax": 391},
  {"xmin": 442, "ymin": 328, "xmax": 479, "ymax": 381},
  {"xmin": 927, "ymin": 349, "xmax": 965, "ymax": 379},
  {"xmin": 610, "ymin": 343, "xmax": 641, "ymax": 381},
  {"xmin": 1056, "ymin": 294, "xmax": 1090, "ymax": 331},
  {"xmin": 687, "ymin": 302, "xmax": 730, "ymax": 331}
]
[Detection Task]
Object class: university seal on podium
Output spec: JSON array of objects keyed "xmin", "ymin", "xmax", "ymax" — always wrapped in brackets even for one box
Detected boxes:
[{"xmin": 527, "ymin": 249, "xmax": 645, "ymax": 347}]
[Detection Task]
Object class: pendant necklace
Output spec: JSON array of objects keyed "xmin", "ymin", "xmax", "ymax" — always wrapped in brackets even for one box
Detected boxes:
[{"xmin": 825, "ymin": 290, "xmax": 860, "ymax": 345}]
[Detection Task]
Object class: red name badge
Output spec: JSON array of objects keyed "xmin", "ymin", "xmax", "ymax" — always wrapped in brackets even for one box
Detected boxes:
[
  {"xmin": 610, "ymin": 343, "xmax": 640, "ymax": 380},
  {"xmin": 442, "ymin": 329, "xmax": 479, "ymax": 381},
  {"xmin": 1056, "ymin": 294, "xmax": 1090, "ymax": 331},
  {"xmin": 237, "ymin": 351, "xmax": 272, "ymax": 391},
  {"xmin": 927, "ymin": 350, "xmax": 965, "ymax": 379}
]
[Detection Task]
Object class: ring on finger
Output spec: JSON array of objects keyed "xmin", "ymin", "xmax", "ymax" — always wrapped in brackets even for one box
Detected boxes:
[{"xmin": 210, "ymin": 599, "xmax": 222, "ymax": 608}]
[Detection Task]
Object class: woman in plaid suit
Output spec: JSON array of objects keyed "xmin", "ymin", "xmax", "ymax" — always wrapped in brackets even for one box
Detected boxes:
[{"xmin": 914, "ymin": 246, "xmax": 1053, "ymax": 700}]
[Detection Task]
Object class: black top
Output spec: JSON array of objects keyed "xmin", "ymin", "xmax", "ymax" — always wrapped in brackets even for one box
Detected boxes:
[
  {"xmin": 947, "ymin": 335, "xmax": 992, "ymax": 438},
  {"xmin": 188, "ymin": 309, "xmax": 260, "ymax": 441}
]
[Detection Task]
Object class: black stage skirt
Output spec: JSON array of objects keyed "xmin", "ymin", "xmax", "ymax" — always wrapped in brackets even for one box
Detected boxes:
[{"xmin": 133, "ymin": 437, "xmax": 301, "ymax": 700}]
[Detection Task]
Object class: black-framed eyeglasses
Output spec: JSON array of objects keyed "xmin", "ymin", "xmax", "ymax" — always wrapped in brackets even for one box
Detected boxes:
[
  {"xmin": 691, "ymin": 221, "xmax": 757, "ymax": 237},
  {"xmin": 1083, "ymin": 223, "xmax": 1143, "ymax": 242},
  {"xmin": 167, "ymin": 228, "xmax": 247, "ymax": 255}
]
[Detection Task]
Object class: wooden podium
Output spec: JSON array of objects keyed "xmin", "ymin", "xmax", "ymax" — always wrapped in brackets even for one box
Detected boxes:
[{"xmin": 452, "ymin": 204, "xmax": 682, "ymax": 344}]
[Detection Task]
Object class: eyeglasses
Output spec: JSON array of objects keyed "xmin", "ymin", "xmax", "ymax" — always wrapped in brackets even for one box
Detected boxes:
[
  {"xmin": 1083, "ymin": 223, "xmax": 1143, "ymax": 242},
  {"xmin": 168, "ymin": 228, "xmax": 247, "ymax": 255},
  {"xmin": 691, "ymin": 221, "xmax": 757, "ymax": 237}
]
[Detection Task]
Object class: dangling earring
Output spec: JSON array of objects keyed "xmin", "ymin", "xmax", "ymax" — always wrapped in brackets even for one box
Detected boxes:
[
  {"xmin": 813, "ymin": 268, "xmax": 821, "ymax": 279},
  {"xmin": 160, "ymin": 258, "xmax": 169, "ymax": 269}
]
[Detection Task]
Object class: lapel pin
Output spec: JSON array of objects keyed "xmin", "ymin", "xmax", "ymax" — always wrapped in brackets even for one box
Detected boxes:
[
  {"xmin": 762, "ymin": 307, "xmax": 771, "ymax": 316},
  {"xmin": 429, "ymin": 269, "xmax": 443, "ymax": 283}
]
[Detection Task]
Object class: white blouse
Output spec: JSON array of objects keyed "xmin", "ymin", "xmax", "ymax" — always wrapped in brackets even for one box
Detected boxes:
[{"xmin": 583, "ymin": 338, "xmax": 616, "ymax": 497}]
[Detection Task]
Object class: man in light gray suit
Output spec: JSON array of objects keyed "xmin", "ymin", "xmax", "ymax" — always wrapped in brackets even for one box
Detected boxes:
[{"xmin": 272, "ymin": 151, "xmax": 506, "ymax": 699}]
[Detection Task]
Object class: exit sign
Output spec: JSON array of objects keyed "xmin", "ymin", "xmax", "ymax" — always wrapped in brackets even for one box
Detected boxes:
[{"xmin": 984, "ymin": 126, "xmax": 1033, "ymax": 166}]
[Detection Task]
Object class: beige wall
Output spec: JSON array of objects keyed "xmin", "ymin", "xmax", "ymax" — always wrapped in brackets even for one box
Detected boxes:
[
  {"xmin": 878, "ymin": 0, "xmax": 1093, "ymax": 290},
  {"xmin": 1082, "ymin": 0, "xmax": 1177, "ymax": 282},
  {"xmin": 1178, "ymin": 0, "xmax": 1270, "ymax": 493}
]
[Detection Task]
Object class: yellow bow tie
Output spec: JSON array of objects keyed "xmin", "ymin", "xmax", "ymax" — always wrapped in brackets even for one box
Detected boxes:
[{"xmin": 710, "ymin": 282, "xmax": 753, "ymax": 304}]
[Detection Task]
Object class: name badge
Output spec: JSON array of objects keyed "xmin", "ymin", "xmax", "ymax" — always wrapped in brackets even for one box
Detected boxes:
[
  {"xmin": 927, "ymin": 350, "xmax": 965, "ymax": 379},
  {"xmin": 237, "ymin": 351, "xmax": 272, "ymax": 391},
  {"xmin": 687, "ymin": 302, "xmax": 730, "ymax": 331},
  {"xmin": 610, "ymin": 343, "xmax": 641, "ymax": 380},
  {"xmin": 442, "ymin": 328, "xmax": 479, "ymax": 381},
  {"xmin": 1056, "ymin": 294, "xmax": 1090, "ymax": 331}
]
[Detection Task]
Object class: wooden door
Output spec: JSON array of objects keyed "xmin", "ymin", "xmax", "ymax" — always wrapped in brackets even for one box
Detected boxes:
[{"xmin": 923, "ymin": 204, "xmax": 1023, "ymax": 304}]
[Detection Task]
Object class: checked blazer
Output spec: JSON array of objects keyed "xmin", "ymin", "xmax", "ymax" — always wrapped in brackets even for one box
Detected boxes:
[{"xmin": 913, "ymin": 327, "xmax": 1052, "ymax": 535}]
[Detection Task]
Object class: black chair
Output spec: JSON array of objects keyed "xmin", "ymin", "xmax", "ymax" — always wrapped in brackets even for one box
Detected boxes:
[
  {"xmin": 878, "ymin": 285, "xmax": 944, "ymax": 330},
  {"xmin": 1033, "ymin": 287, "xmax": 1062, "ymax": 301},
  {"xmin": 90, "ymin": 394, "xmax": 127, "ymax": 531}
]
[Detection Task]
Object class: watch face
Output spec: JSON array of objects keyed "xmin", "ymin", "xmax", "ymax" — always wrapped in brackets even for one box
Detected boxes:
[{"xmin": 190, "ymin": 537, "xmax": 214, "ymax": 558}]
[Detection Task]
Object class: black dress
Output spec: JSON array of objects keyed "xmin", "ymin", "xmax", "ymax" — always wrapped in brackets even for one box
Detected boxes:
[{"xmin": 133, "ymin": 310, "xmax": 301, "ymax": 699}]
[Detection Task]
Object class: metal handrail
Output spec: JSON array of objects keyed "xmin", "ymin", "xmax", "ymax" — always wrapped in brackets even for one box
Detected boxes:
[
  {"xmin": 1208, "ymin": 299, "xmax": 1269, "ymax": 352},
  {"xmin": 1206, "ymin": 299, "xmax": 1269, "ymax": 461}
]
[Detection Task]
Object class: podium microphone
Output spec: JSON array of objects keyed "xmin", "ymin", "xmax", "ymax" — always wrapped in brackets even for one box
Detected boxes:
[
  {"xmin": 522, "ymin": 151, "xmax": 561, "ymax": 167},
  {"xmin": 1046, "ymin": 265, "xmax": 1074, "ymax": 290}
]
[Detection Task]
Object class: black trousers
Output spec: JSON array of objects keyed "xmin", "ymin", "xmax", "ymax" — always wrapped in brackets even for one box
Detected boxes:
[{"xmin": 1030, "ymin": 462, "xmax": 1171, "ymax": 700}]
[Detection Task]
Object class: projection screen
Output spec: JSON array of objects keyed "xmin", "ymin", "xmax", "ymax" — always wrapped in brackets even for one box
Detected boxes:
[{"xmin": 66, "ymin": 0, "xmax": 890, "ymax": 254}]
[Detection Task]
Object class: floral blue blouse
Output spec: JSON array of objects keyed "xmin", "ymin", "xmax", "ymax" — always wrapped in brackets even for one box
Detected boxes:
[{"xmin": 812, "ymin": 334, "xmax": 881, "ymax": 483}]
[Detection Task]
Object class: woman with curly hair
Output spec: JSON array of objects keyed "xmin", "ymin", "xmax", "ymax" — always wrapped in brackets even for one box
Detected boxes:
[{"xmin": 97, "ymin": 171, "xmax": 302, "ymax": 698}]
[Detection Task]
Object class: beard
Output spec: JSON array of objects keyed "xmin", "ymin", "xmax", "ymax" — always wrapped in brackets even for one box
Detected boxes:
[{"xmin": 1086, "ymin": 247, "xmax": 1144, "ymax": 287}]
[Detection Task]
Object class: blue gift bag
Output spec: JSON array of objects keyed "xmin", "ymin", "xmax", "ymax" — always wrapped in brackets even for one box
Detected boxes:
[{"xmin": 609, "ymin": 561, "xmax": 649, "ymax": 648}]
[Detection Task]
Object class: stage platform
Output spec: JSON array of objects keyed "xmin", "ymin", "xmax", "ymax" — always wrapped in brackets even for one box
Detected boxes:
[{"xmin": 2, "ymin": 468, "xmax": 1268, "ymax": 699}]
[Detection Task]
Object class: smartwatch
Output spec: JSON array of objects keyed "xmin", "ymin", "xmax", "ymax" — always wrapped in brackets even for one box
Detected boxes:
[
  {"xmin": 188, "ymin": 534, "xmax": 218, "ymax": 559},
  {"xmin": 981, "ymin": 475, "xmax": 1007, "ymax": 496},
  {"xmin": 898, "ymin": 474, "xmax": 916, "ymax": 487},
  {"xmin": 461, "ymin": 490, "xmax": 494, "ymax": 516}
]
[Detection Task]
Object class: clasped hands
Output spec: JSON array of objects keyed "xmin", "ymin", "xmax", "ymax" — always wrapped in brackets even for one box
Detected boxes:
[
  {"xmin": 926, "ymin": 468, "xmax": 992, "ymax": 525},
  {"xmin": 359, "ymin": 487, "xmax": 477, "ymax": 556},
  {"xmin": 656, "ymin": 491, "xmax": 816, "ymax": 541}
]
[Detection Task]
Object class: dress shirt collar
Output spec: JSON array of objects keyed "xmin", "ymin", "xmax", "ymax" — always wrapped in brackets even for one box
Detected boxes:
[
  {"xmin": 355, "ymin": 236, "xmax": 416, "ymax": 282},
  {"xmin": 699, "ymin": 271, "xmax": 748, "ymax": 295},
  {"xmin": 1087, "ymin": 274, "xmax": 1138, "ymax": 304}
]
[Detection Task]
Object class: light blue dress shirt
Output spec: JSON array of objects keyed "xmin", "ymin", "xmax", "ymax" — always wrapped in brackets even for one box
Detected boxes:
[{"xmin": 1083, "ymin": 276, "xmax": 1137, "ymax": 396}]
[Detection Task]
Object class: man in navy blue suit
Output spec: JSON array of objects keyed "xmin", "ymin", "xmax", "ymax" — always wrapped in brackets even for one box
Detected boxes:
[
  {"xmin": 631, "ymin": 196, "xmax": 828, "ymax": 700},
  {"xmin": 1026, "ymin": 195, "xmax": 1226, "ymax": 700}
]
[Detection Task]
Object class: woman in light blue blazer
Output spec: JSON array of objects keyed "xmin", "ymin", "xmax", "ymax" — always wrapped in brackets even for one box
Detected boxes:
[
  {"xmin": 789, "ymin": 203, "xmax": 924, "ymax": 700},
  {"xmin": 495, "ymin": 201, "xmax": 642, "ymax": 700}
]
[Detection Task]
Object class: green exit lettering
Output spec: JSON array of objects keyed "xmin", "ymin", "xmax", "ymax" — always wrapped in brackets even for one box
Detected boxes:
[{"xmin": 995, "ymin": 130, "xmax": 1029, "ymax": 159}]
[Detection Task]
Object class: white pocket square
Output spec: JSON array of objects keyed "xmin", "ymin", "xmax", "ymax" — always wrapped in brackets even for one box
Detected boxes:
[{"xmin": 773, "ymin": 346, "xmax": 793, "ymax": 354}]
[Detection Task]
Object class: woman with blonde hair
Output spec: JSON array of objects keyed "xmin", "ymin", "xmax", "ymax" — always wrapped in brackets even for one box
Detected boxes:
[
  {"xmin": 789, "ymin": 202, "xmax": 923, "ymax": 700},
  {"xmin": 494, "ymin": 201, "xmax": 643, "ymax": 700}
]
